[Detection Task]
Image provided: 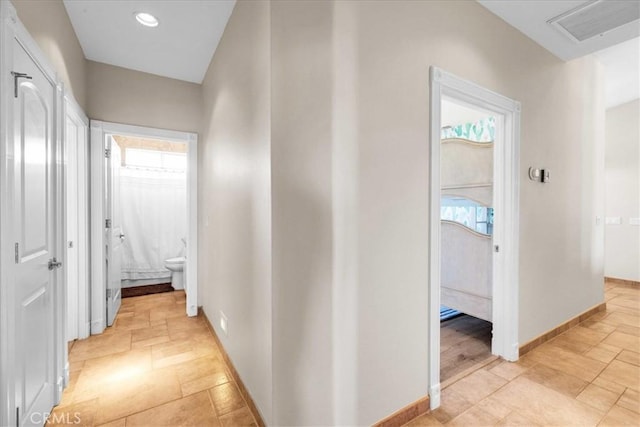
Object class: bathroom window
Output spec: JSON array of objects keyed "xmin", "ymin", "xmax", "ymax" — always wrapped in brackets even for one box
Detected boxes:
[{"xmin": 125, "ymin": 148, "xmax": 186, "ymax": 172}]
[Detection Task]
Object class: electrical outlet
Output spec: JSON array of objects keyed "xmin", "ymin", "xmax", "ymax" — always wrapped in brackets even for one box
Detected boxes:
[
  {"xmin": 220, "ymin": 311, "xmax": 228, "ymax": 336},
  {"xmin": 605, "ymin": 217, "xmax": 622, "ymax": 225}
]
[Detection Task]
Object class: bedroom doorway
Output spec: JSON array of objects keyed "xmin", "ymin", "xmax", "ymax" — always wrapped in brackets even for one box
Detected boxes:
[
  {"xmin": 439, "ymin": 99, "xmax": 496, "ymax": 383},
  {"xmin": 428, "ymin": 67, "xmax": 521, "ymax": 409}
]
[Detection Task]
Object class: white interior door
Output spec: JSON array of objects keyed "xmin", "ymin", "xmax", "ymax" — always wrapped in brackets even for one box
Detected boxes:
[
  {"xmin": 12, "ymin": 40, "xmax": 58, "ymax": 427},
  {"xmin": 106, "ymin": 137, "xmax": 122, "ymax": 326},
  {"xmin": 65, "ymin": 100, "xmax": 90, "ymax": 340},
  {"xmin": 65, "ymin": 114, "xmax": 79, "ymax": 341}
]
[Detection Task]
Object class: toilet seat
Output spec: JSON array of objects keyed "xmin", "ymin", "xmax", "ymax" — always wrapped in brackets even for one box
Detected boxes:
[{"xmin": 165, "ymin": 256, "xmax": 185, "ymax": 268}]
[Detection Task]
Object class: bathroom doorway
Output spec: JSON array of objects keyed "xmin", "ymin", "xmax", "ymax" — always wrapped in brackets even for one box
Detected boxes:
[
  {"xmin": 111, "ymin": 134, "xmax": 188, "ymax": 300},
  {"xmin": 90, "ymin": 121, "xmax": 198, "ymax": 334}
]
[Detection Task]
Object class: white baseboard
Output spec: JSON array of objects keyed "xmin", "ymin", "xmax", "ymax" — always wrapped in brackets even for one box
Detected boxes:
[
  {"xmin": 430, "ymin": 383, "xmax": 441, "ymax": 409},
  {"xmin": 90, "ymin": 319, "xmax": 105, "ymax": 335}
]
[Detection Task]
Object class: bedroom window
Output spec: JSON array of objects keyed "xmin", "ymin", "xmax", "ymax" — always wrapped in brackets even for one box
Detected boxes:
[{"xmin": 440, "ymin": 197, "xmax": 493, "ymax": 235}]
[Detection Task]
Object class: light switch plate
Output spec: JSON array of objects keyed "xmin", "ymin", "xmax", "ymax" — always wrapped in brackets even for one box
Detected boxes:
[{"xmin": 528, "ymin": 167, "xmax": 540, "ymax": 181}]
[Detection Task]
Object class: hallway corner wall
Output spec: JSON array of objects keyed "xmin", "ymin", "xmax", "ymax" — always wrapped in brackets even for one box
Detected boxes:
[
  {"xmin": 270, "ymin": 1, "xmax": 336, "ymax": 424},
  {"xmin": 86, "ymin": 61, "xmax": 201, "ymax": 134},
  {"xmin": 198, "ymin": 1, "xmax": 273, "ymax": 424},
  {"xmin": 200, "ymin": 0, "xmax": 607, "ymax": 425},
  {"xmin": 344, "ymin": 1, "xmax": 604, "ymax": 423},
  {"xmin": 11, "ymin": 1, "xmax": 203, "ymax": 134},
  {"xmin": 11, "ymin": 0, "xmax": 87, "ymax": 109}
]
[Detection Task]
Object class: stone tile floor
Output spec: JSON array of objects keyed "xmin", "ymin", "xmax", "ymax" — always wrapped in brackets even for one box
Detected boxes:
[
  {"xmin": 407, "ymin": 280, "xmax": 639, "ymax": 426},
  {"xmin": 48, "ymin": 282, "xmax": 639, "ymax": 426},
  {"xmin": 47, "ymin": 291, "xmax": 258, "ymax": 427}
]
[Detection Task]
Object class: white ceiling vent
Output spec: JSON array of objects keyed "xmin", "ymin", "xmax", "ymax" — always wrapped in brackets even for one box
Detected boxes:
[{"xmin": 548, "ymin": 0, "xmax": 640, "ymax": 43}]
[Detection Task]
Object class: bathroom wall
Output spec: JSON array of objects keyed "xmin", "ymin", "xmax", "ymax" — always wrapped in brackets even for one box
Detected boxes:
[
  {"xmin": 11, "ymin": 0, "xmax": 87, "ymax": 109},
  {"xmin": 604, "ymin": 99, "xmax": 640, "ymax": 282},
  {"xmin": 87, "ymin": 61, "xmax": 201, "ymax": 133}
]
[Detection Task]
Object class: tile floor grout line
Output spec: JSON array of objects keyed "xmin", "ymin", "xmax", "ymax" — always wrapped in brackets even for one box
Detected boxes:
[{"xmin": 107, "ymin": 389, "xmax": 192, "ymax": 424}]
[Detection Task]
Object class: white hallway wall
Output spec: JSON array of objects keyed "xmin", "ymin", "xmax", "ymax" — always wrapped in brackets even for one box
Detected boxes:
[
  {"xmin": 199, "ymin": 0, "xmax": 273, "ymax": 424},
  {"xmin": 11, "ymin": 0, "xmax": 203, "ymax": 134},
  {"xmin": 351, "ymin": 1, "xmax": 603, "ymax": 422},
  {"xmin": 9, "ymin": 0, "xmax": 608, "ymax": 425},
  {"xmin": 605, "ymin": 100, "xmax": 640, "ymax": 282},
  {"xmin": 199, "ymin": 0, "xmax": 605, "ymax": 425}
]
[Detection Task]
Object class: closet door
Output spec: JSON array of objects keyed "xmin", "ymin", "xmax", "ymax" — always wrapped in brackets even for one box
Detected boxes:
[{"xmin": 12, "ymin": 39, "xmax": 58, "ymax": 427}]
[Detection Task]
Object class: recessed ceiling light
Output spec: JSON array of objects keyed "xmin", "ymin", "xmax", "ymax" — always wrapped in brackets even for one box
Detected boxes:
[{"xmin": 135, "ymin": 12, "xmax": 159, "ymax": 28}]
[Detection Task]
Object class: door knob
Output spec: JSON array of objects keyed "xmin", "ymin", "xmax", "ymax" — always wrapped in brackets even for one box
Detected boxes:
[{"xmin": 48, "ymin": 258, "xmax": 62, "ymax": 270}]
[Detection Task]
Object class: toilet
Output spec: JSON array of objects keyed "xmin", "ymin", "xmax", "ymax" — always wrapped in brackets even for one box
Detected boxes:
[{"xmin": 165, "ymin": 256, "xmax": 186, "ymax": 290}]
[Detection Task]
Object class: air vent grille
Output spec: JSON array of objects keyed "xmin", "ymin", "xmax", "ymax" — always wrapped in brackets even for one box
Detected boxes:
[{"xmin": 548, "ymin": 0, "xmax": 640, "ymax": 42}]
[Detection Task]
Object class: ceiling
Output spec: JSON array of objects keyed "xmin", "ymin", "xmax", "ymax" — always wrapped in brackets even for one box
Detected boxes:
[
  {"xmin": 477, "ymin": 1, "xmax": 640, "ymax": 108},
  {"xmin": 63, "ymin": 0, "xmax": 236, "ymax": 83},
  {"xmin": 63, "ymin": 0, "xmax": 638, "ymax": 107},
  {"xmin": 477, "ymin": 1, "xmax": 639, "ymax": 61}
]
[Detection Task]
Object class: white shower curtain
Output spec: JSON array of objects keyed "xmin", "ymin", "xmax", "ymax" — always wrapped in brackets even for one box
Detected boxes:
[{"xmin": 119, "ymin": 167, "xmax": 187, "ymax": 281}]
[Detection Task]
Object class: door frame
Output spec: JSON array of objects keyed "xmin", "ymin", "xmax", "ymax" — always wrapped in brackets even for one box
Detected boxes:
[
  {"xmin": 105, "ymin": 135, "xmax": 123, "ymax": 327},
  {"xmin": 428, "ymin": 67, "xmax": 521, "ymax": 409},
  {"xmin": 0, "ymin": 1, "xmax": 66, "ymax": 424},
  {"xmin": 64, "ymin": 93, "xmax": 90, "ymax": 341},
  {"xmin": 90, "ymin": 120, "xmax": 198, "ymax": 334}
]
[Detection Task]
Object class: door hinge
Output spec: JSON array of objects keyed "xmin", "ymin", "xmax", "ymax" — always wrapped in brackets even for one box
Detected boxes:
[
  {"xmin": 105, "ymin": 219, "xmax": 112, "ymax": 229},
  {"xmin": 14, "ymin": 243, "xmax": 19, "ymax": 263},
  {"xmin": 107, "ymin": 288, "xmax": 112, "ymax": 299},
  {"xmin": 494, "ymin": 245, "xmax": 500, "ymax": 253},
  {"xmin": 105, "ymin": 148, "xmax": 111, "ymax": 158},
  {"xmin": 11, "ymin": 71, "xmax": 32, "ymax": 98}
]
